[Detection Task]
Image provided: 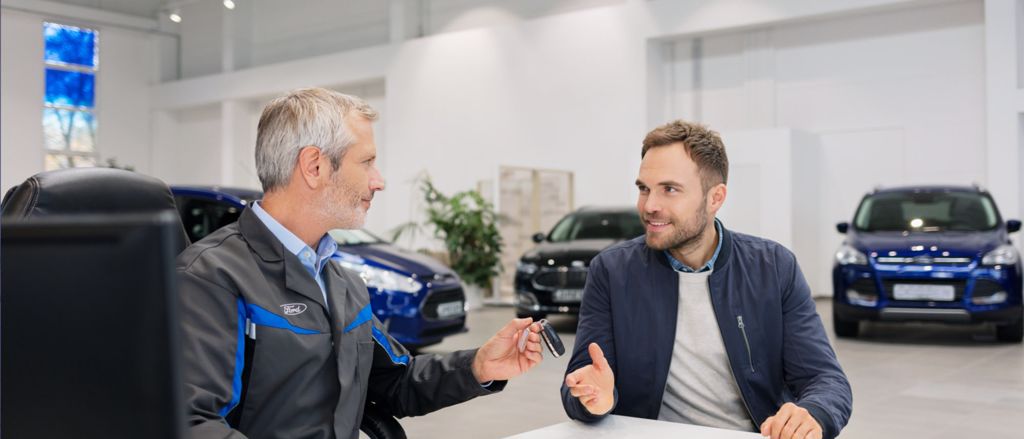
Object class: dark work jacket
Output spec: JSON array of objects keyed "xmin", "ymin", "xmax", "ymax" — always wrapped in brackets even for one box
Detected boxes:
[
  {"xmin": 178, "ymin": 208, "xmax": 502, "ymax": 439},
  {"xmin": 561, "ymin": 224, "xmax": 852, "ymax": 439}
]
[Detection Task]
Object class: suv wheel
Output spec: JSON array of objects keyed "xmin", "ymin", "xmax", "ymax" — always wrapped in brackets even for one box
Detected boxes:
[
  {"xmin": 833, "ymin": 310, "xmax": 859, "ymax": 338},
  {"xmin": 996, "ymin": 319, "xmax": 1024, "ymax": 343}
]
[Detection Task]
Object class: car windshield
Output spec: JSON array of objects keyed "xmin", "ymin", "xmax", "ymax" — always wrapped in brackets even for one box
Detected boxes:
[
  {"xmin": 853, "ymin": 191, "xmax": 999, "ymax": 232},
  {"xmin": 329, "ymin": 229, "xmax": 387, "ymax": 245},
  {"xmin": 546, "ymin": 211, "xmax": 645, "ymax": 242}
]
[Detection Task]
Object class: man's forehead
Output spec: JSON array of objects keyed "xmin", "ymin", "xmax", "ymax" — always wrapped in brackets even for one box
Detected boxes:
[{"xmin": 639, "ymin": 145, "xmax": 698, "ymax": 179}]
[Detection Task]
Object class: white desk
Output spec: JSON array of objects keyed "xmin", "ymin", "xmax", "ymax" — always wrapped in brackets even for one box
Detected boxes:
[{"xmin": 505, "ymin": 415, "xmax": 763, "ymax": 439}]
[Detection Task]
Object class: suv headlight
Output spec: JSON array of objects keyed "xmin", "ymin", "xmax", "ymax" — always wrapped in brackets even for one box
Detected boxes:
[
  {"xmin": 336, "ymin": 260, "xmax": 423, "ymax": 294},
  {"xmin": 516, "ymin": 260, "xmax": 539, "ymax": 275},
  {"xmin": 835, "ymin": 245, "xmax": 868, "ymax": 265},
  {"xmin": 982, "ymin": 244, "xmax": 1019, "ymax": 266}
]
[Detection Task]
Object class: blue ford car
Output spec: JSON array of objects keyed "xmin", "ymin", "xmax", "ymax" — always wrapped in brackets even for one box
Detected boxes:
[
  {"xmin": 832, "ymin": 186, "xmax": 1022, "ymax": 342},
  {"xmin": 171, "ymin": 186, "xmax": 467, "ymax": 348}
]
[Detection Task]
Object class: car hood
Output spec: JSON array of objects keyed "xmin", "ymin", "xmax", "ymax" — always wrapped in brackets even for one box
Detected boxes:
[
  {"xmin": 339, "ymin": 243, "xmax": 454, "ymax": 277},
  {"xmin": 523, "ymin": 239, "xmax": 619, "ymax": 264},
  {"xmin": 850, "ymin": 230, "xmax": 1004, "ymax": 257}
]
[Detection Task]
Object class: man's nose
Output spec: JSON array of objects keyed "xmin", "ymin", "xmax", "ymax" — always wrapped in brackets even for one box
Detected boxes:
[{"xmin": 370, "ymin": 166, "xmax": 385, "ymax": 192}]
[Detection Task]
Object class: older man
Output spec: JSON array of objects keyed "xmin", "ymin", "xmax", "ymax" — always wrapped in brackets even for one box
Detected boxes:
[
  {"xmin": 178, "ymin": 88, "xmax": 543, "ymax": 439},
  {"xmin": 562, "ymin": 120, "xmax": 852, "ymax": 439}
]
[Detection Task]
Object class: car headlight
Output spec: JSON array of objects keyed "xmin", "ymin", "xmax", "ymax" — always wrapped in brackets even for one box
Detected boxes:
[
  {"xmin": 835, "ymin": 245, "xmax": 868, "ymax": 265},
  {"xmin": 516, "ymin": 260, "xmax": 539, "ymax": 275},
  {"xmin": 336, "ymin": 260, "xmax": 423, "ymax": 294},
  {"xmin": 982, "ymin": 244, "xmax": 1019, "ymax": 266}
]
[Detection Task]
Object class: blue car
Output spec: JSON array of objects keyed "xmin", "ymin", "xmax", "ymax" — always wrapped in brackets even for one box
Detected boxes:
[
  {"xmin": 171, "ymin": 186, "xmax": 468, "ymax": 348},
  {"xmin": 832, "ymin": 185, "xmax": 1022, "ymax": 342}
]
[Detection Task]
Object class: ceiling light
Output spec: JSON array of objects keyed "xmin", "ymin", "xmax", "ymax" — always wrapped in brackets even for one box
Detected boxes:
[
  {"xmin": 169, "ymin": 10, "xmax": 182, "ymax": 23},
  {"xmin": 223, "ymin": 0, "xmax": 235, "ymax": 10}
]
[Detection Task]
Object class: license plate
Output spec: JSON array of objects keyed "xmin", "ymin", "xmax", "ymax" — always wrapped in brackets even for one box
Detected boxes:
[
  {"xmin": 435, "ymin": 301, "xmax": 465, "ymax": 318},
  {"xmin": 892, "ymin": 284, "xmax": 955, "ymax": 301},
  {"xmin": 553, "ymin": 289, "xmax": 583, "ymax": 303}
]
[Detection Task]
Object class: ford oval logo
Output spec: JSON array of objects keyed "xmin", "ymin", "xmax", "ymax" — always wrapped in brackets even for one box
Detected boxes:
[{"xmin": 281, "ymin": 303, "xmax": 307, "ymax": 316}]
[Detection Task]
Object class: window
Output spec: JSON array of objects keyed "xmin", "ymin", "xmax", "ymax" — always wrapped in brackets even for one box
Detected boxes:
[
  {"xmin": 43, "ymin": 22, "xmax": 98, "ymax": 170},
  {"xmin": 174, "ymin": 196, "xmax": 244, "ymax": 243}
]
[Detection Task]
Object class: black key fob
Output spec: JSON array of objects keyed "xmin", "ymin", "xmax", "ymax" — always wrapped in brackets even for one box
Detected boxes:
[{"xmin": 538, "ymin": 319, "xmax": 565, "ymax": 358}]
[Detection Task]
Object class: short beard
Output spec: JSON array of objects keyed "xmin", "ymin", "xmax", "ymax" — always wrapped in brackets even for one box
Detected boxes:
[
  {"xmin": 318, "ymin": 170, "xmax": 367, "ymax": 230},
  {"xmin": 644, "ymin": 195, "xmax": 710, "ymax": 253}
]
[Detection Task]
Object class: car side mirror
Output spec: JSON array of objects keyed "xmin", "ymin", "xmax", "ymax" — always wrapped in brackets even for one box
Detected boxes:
[
  {"xmin": 532, "ymin": 232, "xmax": 546, "ymax": 243},
  {"xmin": 836, "ymin": 222, "xmax": 849, "ymax": 234},
  {"xmin": 1008, "ymin": 219, "xmax": 1021, "ymax": 233}
]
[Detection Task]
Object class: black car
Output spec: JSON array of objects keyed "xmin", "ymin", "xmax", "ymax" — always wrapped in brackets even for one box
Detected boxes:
[{"xmin": 514, "ymin": 207, "xmax": 645, "ymax": 319}]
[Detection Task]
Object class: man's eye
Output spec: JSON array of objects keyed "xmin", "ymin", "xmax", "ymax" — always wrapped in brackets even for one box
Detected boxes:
[{"xmin": 665, "ymin": 187, "xmax": 678, "ymax": 193}]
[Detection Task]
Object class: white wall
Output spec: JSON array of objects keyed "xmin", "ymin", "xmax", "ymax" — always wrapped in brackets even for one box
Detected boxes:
[
  {"xmin": 0, "ymin": 7, "xmax": 165, "ymax": 192},
  {"xmin": 144, "ymin": 0, "xmax": 1021, "ymax": 283}
]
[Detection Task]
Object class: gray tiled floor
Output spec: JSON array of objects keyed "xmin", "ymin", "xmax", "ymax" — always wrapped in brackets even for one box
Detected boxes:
[{"xmin": 402, "ymin": 300, "xmax": 1024, "ymax": 438}]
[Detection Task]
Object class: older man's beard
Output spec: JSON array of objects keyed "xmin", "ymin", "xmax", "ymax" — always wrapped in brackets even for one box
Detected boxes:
[
  {"xmin": 318, "ymin": 174, "xmax": 368, "ymax": 230},
  {"xmin": 643, "ymin": 195, "xmax": 710, "ymax": 253}
]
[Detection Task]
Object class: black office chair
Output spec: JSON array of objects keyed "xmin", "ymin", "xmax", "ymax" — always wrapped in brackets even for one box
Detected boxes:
[
  {"xmin": 1, "ymin": 168, "xmax": 406, "ymax": 439},
  {"xmin": 1, "ymin": 167, "xmax": 190, "ymax": 250}
]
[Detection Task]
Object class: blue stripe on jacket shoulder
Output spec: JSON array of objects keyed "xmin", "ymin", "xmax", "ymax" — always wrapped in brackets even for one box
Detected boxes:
[
  {"xmin": 219, "ymin": 298, "xmax": 247, "ymax": 418},
  {"xmin": 343, "ymin": 303, "xmax": 374, "ymax": 333},
  {"xmin": 245, "ymin": 303, "xmax": 320, "ymax": 334}
]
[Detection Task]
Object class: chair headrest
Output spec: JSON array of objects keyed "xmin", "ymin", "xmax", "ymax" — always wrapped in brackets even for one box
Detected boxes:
[
  {"xmin": 1, "ymin": 168, "xmax": 190, "ymax": 251},
  {"xmin": 2, "ymin": 168, "xmax": 179, "ymax": 218}
]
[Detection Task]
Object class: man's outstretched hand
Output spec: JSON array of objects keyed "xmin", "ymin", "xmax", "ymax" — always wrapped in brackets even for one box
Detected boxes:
[{"xmin": 564, "ymin": 343, "xmax": 615, "ymax": 415}]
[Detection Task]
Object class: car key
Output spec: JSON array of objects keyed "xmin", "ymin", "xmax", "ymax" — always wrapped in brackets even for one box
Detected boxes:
[{"xmin": 538, "ymin": 319, "xmax": 565, "ymax": 357}]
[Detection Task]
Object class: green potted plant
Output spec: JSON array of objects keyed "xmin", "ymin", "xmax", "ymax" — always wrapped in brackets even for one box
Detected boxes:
[{"xmin": 392, "ymin": 178, "xmax": 503, "ymax": 304}]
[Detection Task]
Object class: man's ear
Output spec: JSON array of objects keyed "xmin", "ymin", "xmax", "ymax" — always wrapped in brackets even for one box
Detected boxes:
[
  {"xmin": 295, "ymin": 146, "xmax": 325, "ymax": 189},
  {"xmin": 708, "ymin": 183, "xmax": 727, "ymax": 214}
]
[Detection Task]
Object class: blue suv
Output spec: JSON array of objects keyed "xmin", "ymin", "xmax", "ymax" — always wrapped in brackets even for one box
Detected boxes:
[
  {"xmin": 171, "ymin": 186, "xmax": 467, "ymax": 348},
  {"xmin": 832, "ymin": 186, "xmax": 1022, "ymax": 342}
]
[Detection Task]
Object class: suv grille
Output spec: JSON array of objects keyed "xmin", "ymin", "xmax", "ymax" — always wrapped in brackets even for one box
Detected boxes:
[
  {"xmin": 532, "ymin": 268, "xmax": 588, "ymax": 290},
  {"xmin": 421, "ymin": 286, "xmax": 465, "ymax": 320}
]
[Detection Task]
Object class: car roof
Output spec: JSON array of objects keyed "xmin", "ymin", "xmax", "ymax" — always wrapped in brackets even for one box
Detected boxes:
[
  {"xmin": 170, "ymin": 186, "xmax": 263, "ymax": 207},
  {"xmin": 871, "ymin": 185, "xmax": 986, "ymax": 195}
]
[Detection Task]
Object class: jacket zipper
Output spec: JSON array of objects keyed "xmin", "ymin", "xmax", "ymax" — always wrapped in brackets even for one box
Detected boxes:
[{"xmin": 736, "ymin": 315, "xmax": 755, "ymax": 373}]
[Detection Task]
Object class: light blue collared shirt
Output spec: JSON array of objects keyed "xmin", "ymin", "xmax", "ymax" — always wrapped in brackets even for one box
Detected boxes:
[
  {"xmin": 251, "ymin": 201, "xmax": 337, "ymax": 308},
  {"xmin": 665, "ymin": 218, "xmax": 724, "ymax": 273}
]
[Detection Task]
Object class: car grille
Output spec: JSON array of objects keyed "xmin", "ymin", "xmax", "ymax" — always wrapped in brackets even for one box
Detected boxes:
[
  {"xmin": 875, "ymin": 256, "xmax": 973, "ymax": 266},
  {"xmin": 420, "ymin": 286, "xmax": 465, "ymax": 320},
  {"xmin": 532, "ymin": 268, "xmax": 588, "ymax": 291},
  {"xmin": 882, "ymin": 279, "xmax": 966, "ymax": 303}
]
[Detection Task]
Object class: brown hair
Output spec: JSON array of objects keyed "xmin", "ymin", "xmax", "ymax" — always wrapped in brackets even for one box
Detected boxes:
[{"xmin": 641, "ymin": 120, "xmax": 728, "ymax": 192}]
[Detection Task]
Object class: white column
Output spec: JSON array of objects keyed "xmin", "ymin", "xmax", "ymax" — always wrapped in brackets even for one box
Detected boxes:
[{"xmin": 984, "ymin": 0, "xmax": 1020, "ymax": 217}]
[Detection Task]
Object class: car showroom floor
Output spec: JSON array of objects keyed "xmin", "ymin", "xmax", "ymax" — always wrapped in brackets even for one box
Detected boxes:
[{"xmin": 405, "ymin": 299, "xmax": 1024, "ymax": 439}]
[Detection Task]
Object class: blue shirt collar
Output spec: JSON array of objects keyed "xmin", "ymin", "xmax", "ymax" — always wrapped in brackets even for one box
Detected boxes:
[
  {"xmin": 251, "ymin": 201, "xmax": 337, "ymax": 276},
  {"xmin": 665, "ymin": 218, "xmax": 723, "ymax": 273}
]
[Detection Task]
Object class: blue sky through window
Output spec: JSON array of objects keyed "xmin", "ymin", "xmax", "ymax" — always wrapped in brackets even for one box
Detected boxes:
[
  {"xmin": 43, "ymin": 22, "xmax": 98, "ymax": 170},
  {"xmin": 44, "ymin": 68, "xmax": 95, "ymax": 107},
  {"xmin": 44, "ymin": 22, "xmax": 98, "ymax": 68}
]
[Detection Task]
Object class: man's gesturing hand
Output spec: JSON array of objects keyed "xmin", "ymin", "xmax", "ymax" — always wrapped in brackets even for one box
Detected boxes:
[
  {"xmin": 760, "ymin": 402, "xmax": 822, "ymax": 439},
  {"xmin": 564, "ymin": 343, "xmax": 615, "ymax": 416}
]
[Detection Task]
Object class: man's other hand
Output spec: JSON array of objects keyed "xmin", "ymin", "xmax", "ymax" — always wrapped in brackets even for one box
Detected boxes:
[
  {"xmin": 564, "ymin": 343, "xmax": 615, "ymax": 415},
  {"xmin": 760, "ymin": 402, "xmax": 823, "ymax": 439},
  {"xmin": 471, "ymin": 318, "xmax": 543, "ymax": 383}
]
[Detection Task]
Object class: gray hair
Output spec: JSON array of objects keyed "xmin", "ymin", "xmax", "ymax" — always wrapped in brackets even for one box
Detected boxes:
[{"xmin": 255, "ymin": 87, "xmax": 378, "ymax": 192}]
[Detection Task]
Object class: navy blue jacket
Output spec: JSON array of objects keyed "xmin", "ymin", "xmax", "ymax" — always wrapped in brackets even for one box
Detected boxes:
[{"xmin": 561, "ymin": 225, "xmax": 852, "ymax": 439}]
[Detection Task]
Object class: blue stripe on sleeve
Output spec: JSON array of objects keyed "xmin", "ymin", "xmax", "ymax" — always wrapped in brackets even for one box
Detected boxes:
[
  {"xmin": 343, "ymin": 304, "xmax": 374, "ymax": 333},
  {"xmin": 218, "ymin": 297, "xmax": 246, "ymax": 418},
  {"xmin": 372, "ymin": 326, "xmax": 410, "ymax": 365}
]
